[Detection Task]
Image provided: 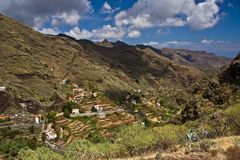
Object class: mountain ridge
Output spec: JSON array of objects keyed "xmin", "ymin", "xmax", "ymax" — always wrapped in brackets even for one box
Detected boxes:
[{"xmin": 0, "ymin": 14, "xmax": 231, "ymax": 113}]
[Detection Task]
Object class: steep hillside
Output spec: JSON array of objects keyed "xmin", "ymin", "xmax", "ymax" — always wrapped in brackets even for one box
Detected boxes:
[
  {"xmin": 174, "ymin": 53, "xmax": 240, "ymax": 124},
  {"xmin": 0, "ymin": 14, "xmax": 229, "ymax": 113},
  {"xmin": 77, "ymin": 39, "xmax": 204, "ymax": 90}
]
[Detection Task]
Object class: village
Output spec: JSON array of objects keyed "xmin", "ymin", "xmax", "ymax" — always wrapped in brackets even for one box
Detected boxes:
[
  {"xmin": 1, "ymin": 77, "xmax": 184, "ymax": 154},
  {"xmin": 0, "ymin": 82, "xmax": 137, "ymax": 151},
  {"xmin": 0, "ymin": 82, "xmax": 214, "ymax": 156}
]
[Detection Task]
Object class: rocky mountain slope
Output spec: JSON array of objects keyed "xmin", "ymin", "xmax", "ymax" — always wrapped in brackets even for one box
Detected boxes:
[
  {"xmin": 0, "ymin": 14, "xmax": 231, "ymax": 113},
  {"xmin": 220, "ymin": 52, "xmax": 240, "ymax": 84}
]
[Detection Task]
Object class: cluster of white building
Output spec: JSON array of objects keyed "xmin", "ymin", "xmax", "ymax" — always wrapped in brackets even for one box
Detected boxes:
[{"xmin": 45, "ymin": 123, "xmax": 57, "ymax": 141}]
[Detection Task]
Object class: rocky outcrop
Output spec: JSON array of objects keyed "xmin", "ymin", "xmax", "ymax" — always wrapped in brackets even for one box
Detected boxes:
[{"xmin": 220, "ymin": 52, "xmax": 240, "ymax": 85}]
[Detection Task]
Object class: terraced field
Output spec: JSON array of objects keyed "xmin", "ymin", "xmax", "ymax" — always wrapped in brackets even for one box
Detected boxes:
[{"xmin": 54, "ymin": 109, "xmax": 136, "ymax": 148}]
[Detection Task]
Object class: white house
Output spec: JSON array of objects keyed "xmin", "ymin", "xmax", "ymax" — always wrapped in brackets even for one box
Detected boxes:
[
  {"xmin": 93, "ymin": 105, "xmax": 103, "ymax": 112},
  {"xmin": 0, "ymin": 86, "xmax": 6, "ymax": 92},
  {"xmin": 35, "ymin": 116, "xmax": 40, "ymax": 125},
  {"xmin": 72, "ymin": 109, "xmax": 80, "ymax": 115},
  {"xmin": 46, "ymin": 124, "xmax": 57, "ymax": 141},
  {"xmin": 46, "ymin": 128, "xmax": 57, "ymax": 140},
  {"xmin": 93, "ymin": 92, "xmax": 98, "ymax": 97}
]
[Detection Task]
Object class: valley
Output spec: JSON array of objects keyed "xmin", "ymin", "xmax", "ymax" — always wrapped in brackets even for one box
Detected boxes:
[{"xmin": 0, "ymin": 14, "xmax": 240, "ymax": 160}]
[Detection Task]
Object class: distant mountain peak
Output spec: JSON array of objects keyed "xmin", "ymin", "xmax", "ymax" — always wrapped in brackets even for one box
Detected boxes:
[
  {"xmin": 95, "ymin": 39, "xmax": 113, "ymax": 48},
  {"xmin": 102, "ymin": 39, "xmax": 109, "ymax": 43},
  {"xmin": 113, "ymin": 40, "xmax": 128, "ymax": 47}
]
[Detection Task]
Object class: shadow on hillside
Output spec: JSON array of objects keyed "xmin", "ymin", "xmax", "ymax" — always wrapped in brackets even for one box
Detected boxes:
[{"xmin": 79, "ymin": 41, "xmax": 170, "ymax": 82}]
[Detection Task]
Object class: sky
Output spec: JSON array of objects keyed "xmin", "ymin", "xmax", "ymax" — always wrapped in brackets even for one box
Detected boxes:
[{"xmin": 0, "ymin": 0, "xmax": 239, "ymax": 57}]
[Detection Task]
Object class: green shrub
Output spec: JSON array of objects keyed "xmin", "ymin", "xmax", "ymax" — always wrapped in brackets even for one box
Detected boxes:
[
  {"xmin": 116, "ymin": 124, "xmax": 156, "ymax": 154},
  {"xmin": 0, "ymin": 127, "xmax": 20, "ymax": 139},
  {"xmin": 46, "ymin": 112, "xmax": 56, "ymax": 123},
  {"xmin": 63, "ymin": 109, "xmax": 70, "ymax": 118},
  {"xmin": 87, "ymin": 132, "xmax": 107, "ymax": 143},
  {"xmin": 66, "ymin": 140, "xmax": 125, "ymax": 159},
  {"xmin": 116, "ymin": 124, "xmax": 186, "ymax": 154},
  {"xmin": 0, "ymin": 138, "xmax": 39, "ymax": 159},
  {"xmin": 64, "ymin": 124, "xmax": 187, "ymax": 158},
  {"xmin": 28, "ymin": 126, "xmax": 35, "ymax": 134},
  {"xmin": 18, "ymin": 147, "xmax": 64, "ymax": 160},
  {"xmin": 152, "ymin": 124, "xmax": 187, "ymax": 149},
  {"xmin": 62, "ymin": 102, "xmax": 77, "ymax": 118}
]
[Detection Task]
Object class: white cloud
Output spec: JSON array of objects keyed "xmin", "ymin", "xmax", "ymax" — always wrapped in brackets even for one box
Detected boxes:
[
  {"xmin": 156, "ymin": 28, "xmax": 170, "ymax": 35},
  {"xmin": 115, "ymin": 11, "xmax": 153, "ymax": 29},
  {"xmin": 101, "ymin": 1, "xmax": 120, "ymax": 15},
  {"xmin": 39, "ymin": 28, "xmax": 59, "ymax": 35},
  {"xmin": 127, "ymin": 30, "xmax": 141, "ymax": 38},
  {"xmin": 102, "ymin": 2, "xmax": 112, "ymax": 13},
  {"xmin": 201, "ymin": 39, "xmax": 215, "ymax": 45},
  {"xmin": 52, "ymin": 10, "xmax": 81, "ymax": 26},
  {"xmin": 65, "ymin": 27, "xmax": 93, "ymax": 39},
  {"xmin": 144, "ymin": 41, "xmax": 159, "ymax": 46},
  {"xmin": 144, "ymin": 40, "xmax": 240, "ymax": 57},
  {"xmin": 0, "ymin": 0, "xmax": 92, "ymax": 28},
  {"xmin": 158, "ymin": 41, "xmax": 192, "ymax": 48},
  {"xmin": 201, "ymin": 39, "xmax": 226, "ymax": 45},
  {"xmin": 187, "ymin": 0, "xmax": 220, "ymax": 30},
  {"xmin": 115, "ymin": 0, "xmax": 221, "ymax": 30},
  {"xmin": 65, "ymin": 25, "xmax": 125, "ymax": 40},
  {"xmin": 91, "ymin": 25, "xmax": 125, "ymax": 39}
]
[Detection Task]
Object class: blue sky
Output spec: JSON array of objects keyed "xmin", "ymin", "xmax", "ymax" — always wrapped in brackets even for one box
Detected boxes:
[{"xmin": 0, "ymin": 0, "xmax": 239, "ymax": 57}]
